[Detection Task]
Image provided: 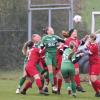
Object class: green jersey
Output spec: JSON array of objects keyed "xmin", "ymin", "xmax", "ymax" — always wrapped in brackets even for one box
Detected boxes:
[
  {"xmin": 62, "ymin": 48, "xmax": 75, "ymax": 63},
  {"xmin": 61, "ymin": 48, "xmax": 75, "ymax": 78},
  {"xmin": 41, "ymin": 34, "xmax": 62, "ymax": 53}
]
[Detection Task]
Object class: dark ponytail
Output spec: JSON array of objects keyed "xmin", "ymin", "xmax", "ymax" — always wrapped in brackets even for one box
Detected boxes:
[
  {"xmin": 42, "ymin": 27, "xmax": 48, "ymax": 34},
  {"xmin": 68, "ymin": 28, "xmax": 75, "ymax": 37}
]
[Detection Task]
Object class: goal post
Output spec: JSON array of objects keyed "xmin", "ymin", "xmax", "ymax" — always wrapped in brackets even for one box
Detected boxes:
[
  {"xmin": 27, "ymin": 0, "xmax": 74, "ymax": 40},
  {"xmin": 91, "ymin": 11, "xmax": 100, "ymax": 33}
]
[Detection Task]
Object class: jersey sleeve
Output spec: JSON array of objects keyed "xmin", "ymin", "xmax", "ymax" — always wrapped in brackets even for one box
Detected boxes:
[
  {"xmin": 40, "ymin": 36, "xmax": 46, "ymax": 48},
  {"xmin": 54, "ymin": 35, "xmax": 65, "ymax": 43}
]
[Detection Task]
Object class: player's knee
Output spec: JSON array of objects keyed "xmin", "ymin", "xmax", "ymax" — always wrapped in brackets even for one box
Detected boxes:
[
  {"xmin": 47, "ymin": 65, "xmax": 53, "ymax": 73},
  {"xmin": 34, "ymin": 74, "xmax": 40, "ymax": 79},
  {"xmin": 90, "ymin": 75, "xmax": 97, "ymax": 82},
  {"xmin": 75, "ymin": 68, "xmax": 79, "ymax": 75},
  {"xmin": 56, "ymin": 71, "xmax": 62, "ymax": 79}
]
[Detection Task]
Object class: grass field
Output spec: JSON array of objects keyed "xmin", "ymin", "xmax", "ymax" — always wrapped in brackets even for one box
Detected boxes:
[{"xmin": 0, "ymin": 71, "xmax": 100, "ymax": 100}]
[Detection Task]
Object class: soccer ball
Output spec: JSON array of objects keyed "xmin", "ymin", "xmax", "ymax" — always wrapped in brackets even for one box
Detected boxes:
[{"xmin": 73, "ymin": 15, "xmax": 82, "ymax": 23}]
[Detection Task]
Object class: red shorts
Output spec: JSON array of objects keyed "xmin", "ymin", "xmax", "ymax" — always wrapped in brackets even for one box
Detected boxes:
[
  {"xmin": 74, "ymin": 63, "xmax": 79, "ymax": 69},
  {"xmin": 89, "ymin": 63, "xmax": 100, "ymax": 75},
  {"xmin": 25, "ymin": 64, "xmax": 39, "ymax": 77}
]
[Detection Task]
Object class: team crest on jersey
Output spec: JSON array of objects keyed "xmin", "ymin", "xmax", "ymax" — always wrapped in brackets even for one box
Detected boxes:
[{"xmin": 53, "ymin": 38, "xmax": 56, "ymax": 40}]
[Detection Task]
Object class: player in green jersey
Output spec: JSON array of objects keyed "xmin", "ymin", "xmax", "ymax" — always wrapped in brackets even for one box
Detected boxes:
[
  {"xmin": 61, "ymin": 42, "xmax": 83, "ymax": 97},
  {"xmin": 41, "ymin": 26, "xmax": 65, "ymax": 93}
]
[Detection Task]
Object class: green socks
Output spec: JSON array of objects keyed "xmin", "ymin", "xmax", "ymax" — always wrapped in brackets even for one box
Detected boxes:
[
  {"xmin": 65, "ymin": 82, "xmax": 71, "ymax": 90},
  {"xmin": 71, "ymin": 82, "xmax": 76, "ymax": 93},
  {"xmin": 49, "ymin": 73, "xmax": 54, "ymax": 86},
  {"xmin": 19, "ymin": 77, "xmax": 26, "ymax": 88}
]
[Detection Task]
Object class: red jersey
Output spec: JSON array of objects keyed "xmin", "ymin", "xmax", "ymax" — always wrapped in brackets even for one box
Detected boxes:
[
  {"xmin": 26, "ymin": 47, "xmax": 40, "ymax": 66},
  {"xmin": 64, "ymin": 37, "xmax": 80, "ymax": 68},
  {"xmin": 65, "ymin": 37, "xmax": 80, "ymax": 51},
  {"xmin": 87, "ymin": 43, "xmax": 100, "ymax": 64}
]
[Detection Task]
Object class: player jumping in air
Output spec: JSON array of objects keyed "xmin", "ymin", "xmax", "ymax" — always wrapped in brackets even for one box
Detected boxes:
[{"xmin": 41, "ymin": 26, "xmax": 65, "ymax": 93}]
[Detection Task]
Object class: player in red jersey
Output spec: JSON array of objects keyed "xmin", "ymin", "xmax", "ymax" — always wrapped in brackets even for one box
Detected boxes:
[
  {"xmin": 32, "ymin": 34, "xmax": 49, "ymax": 93},
  {"xmin": 86, "ymin": 34, "xmax": 100, "ymax": 97},
  {"xmin": 16, "ymin": 41, "xmax": 34, "ymax": 94},
  {"xmin": 21, "ymin": 45, "xmax": 48, "ymax": 95},
  {"xmin": 54, "ymin": 43, "xmax": 64, "ymax": 95},
  {"xmin": 63, "ymin": 29, "xmax": 85, "ymax": 92}
]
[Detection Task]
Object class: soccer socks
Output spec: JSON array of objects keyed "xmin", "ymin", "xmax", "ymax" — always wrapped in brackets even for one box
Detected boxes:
[
  {"xmin": 23, "ymin": 81, "xmax": 32, "ymax": 91},
  {"xmin": 93, "ymin": 80, "xmax": 100, "ymax": 90},
  {"xmin": 54, "ymin": 76, "xmax": 57, "ymax": 86},
  {"xmin": 92, "ymin": 82, "xmax": 99, "ymax": 93},
  {"xmin": 71, "ymin": 82, "xmax": 76, "ymax": 94},
  {"xmin": 58, "ymin": 78, "xmax": 62, "ymax": 91},
  {"xmin": 49, "ymin": 73, "xmax": 54, "ymax": 86},
  {"xmin": 19, "ymin": 77, "xmax": 26, "ymax": 88},
  {"xmin": 65, "ymin": 82, "xmax": 71, "ymax": 90},
  {"xmin": 74, "ymin": 74, "xmax": 81, "ymax": 87},
  {"xmin": 35, "ymin": 79, "xmax": 42, "ymax": 90}
]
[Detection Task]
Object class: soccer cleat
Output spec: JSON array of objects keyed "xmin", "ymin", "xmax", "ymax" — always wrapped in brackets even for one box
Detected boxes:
[
  {"xmin": 39, "ymin": 90, "xmax": 49, "ymax": 96},
  {"xmin": 16, "ymin": 88, "xmax": 20, "ymax": 94},
  {"xmin": 57, "ymin": 89, "xmax": 61, "ymax": 95},
  {"xmin": 67, "ymin": 87, "xmax": 72, "ymax": 95},
  {"xmin": 76, "ymin": 86, "xmax": 86, "ymax": 92},
  {"xmin": 20, "ymin": 89, "xmax": 26, "ymax": 95},
  {"xmin": 43, "ymin": 86, "xmax": 48, "ymax": 93},
  {"xmin": 72, "ymin": 93, "xmax": 76, "ymax": 98},
  {"xmin": 52, "ymin": 90, "xmax": 58, "ymax": 94},
  {"xmin": 95, "ymin": 92, "xmax": 100, "ymax": 97},
  {"xmin": 52, "ymin": 86, "xmax": 58, "ymax": 94}
]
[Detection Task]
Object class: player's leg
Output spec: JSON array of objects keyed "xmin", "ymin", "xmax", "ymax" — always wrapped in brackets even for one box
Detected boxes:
[
  {"xmin": 16, "ymin": 67, "xmax": 27, "ymax": 94},
  {"xmin": 89, "ymin": 64, "xmax": 100, "ymax": 97},
  {"xmin": 56, "ymin": 70, "xmax": 62, "ymax": 95},
  {"xmin": 70, "ymin": 76, "xmax": 76, "ymax": 98},
  {"xmin": 20, "ymin": 77, "xmax": 33, "ymax": 95},
  {"xmin": 40, "ymin": 59, "xmax": 49, "ymax": 92},
  {"xmin": 45, "ymin": 52, "xmax": 54, "ymax": 86},
  {"xmin": 70, "ymin": 68, "xmax": 76, "ymax": 97},
  {"xmin": 16, "ymin": 58, "xmax": 27, "ymax": 94},
  {"xmin": 90, "ymin": 75, "xmax": 100, "ymax": 97},
  {"xmin": 61, "ymin": 63, "xmax": 72, "ymax": 95},
  {"xmin": 52, "ymin": 55, "xmax": 59, "ymax": 93},
  {"xmin": 43, "ymin": 71, "xmax": 49, "ymax": 92},
  {"xmin": 74, "ymin": 63, "xmax": 85, "ymax": 92},
  {"xmin": 56, "ymin": 55, "xmax": 62, "ymax": 95},
  {"xmin": 36, "ymin": 64, "xmax": 45, "ymax": 88}
]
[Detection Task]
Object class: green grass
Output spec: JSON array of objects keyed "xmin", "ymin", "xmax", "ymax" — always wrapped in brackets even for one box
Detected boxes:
[{"xmin": 0, "ymin": 71, "xmax": 100, "ymax": 100}]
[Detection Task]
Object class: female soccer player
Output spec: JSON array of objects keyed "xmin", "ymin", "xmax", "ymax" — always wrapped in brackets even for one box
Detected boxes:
[
  {"xmin": 64, "ymin": 29, "xmax": 85, "ymax": 92},
  {"xmin": 86, "ymin": 34, "xmax": 100, "ymax": 97},
  {"xmin": 61, "ymin": 42, "xmax": 83, "ymax": 97},
  {"xmin": 16, "ymin": 41, "xmax": 33, "ymax": 94},
  {"xmin": 20, "ymin": 42, "xmax": 48, "ymax": 95},
  {"xmin": 32, "ymin": 34, "xmax": 49, "ymax": 92},
  {"xmin": 41, "ymin": 26, "xmax": 65, "ymax": 93}
]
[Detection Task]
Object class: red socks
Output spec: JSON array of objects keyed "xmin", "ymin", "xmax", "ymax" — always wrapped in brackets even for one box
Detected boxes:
[
  {"xmin": 35, "ymin": 79, "xmax": 42, "ymax": 89},
  {"xmin": 54, "ymin": 77, "xmax": 57, "ymax": 86},
  {"xmin": 24, "ymin": 81, "xmax": 32, "ymax": 91},
  {"xmin": 58, "ymin": 79, "xmax": 62, "ymax": 90},
  {"xmin": 74, "ymin": 74, "xmax": 81, "ymax": 87},
  {"xmin": 92, "ymin": 82, "xmax": 99, "ymax": 93},
  {"xmin": 93, "ymin": 80, "xmax": 100, "ymax": 89}
]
